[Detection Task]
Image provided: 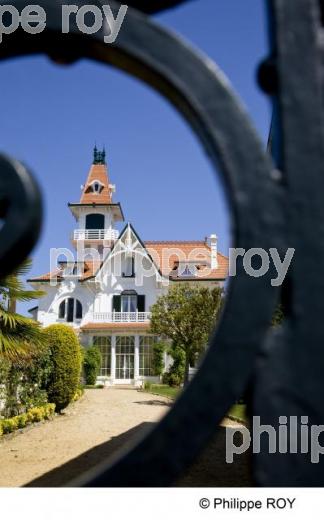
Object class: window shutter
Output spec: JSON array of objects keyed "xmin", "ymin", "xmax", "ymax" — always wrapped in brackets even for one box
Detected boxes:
[
  {"xmin": 137, "ymin": 295, "xmax": 145, "ymax": 312},
  {"xmin": 112, "ymin": 295, "xmax": 121, "ymax": 312}
]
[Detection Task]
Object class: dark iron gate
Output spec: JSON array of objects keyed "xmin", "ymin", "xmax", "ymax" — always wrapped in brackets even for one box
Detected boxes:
[{"xmin": 0, "ymin": 0, "xmax": 323, "ymax": 486}]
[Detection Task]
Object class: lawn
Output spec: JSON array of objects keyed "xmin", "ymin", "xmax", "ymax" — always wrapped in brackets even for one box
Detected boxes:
[
  {"xmin": 143, "ymin": 384, "xmax": 247, "ymax": 423},
  {"xmin": 226, "ymin": 403, "xmax": 247, "ymax": 423},
  {"xmin": 143, "ymin": 384, "xmax": 180, "ymax": 400}
]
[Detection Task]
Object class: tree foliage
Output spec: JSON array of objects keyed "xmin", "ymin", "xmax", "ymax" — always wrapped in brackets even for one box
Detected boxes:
[
  {"xmin": 44, "ymin": 324, "xmax": 82, "ymax": 412},
  {"xmin": 162, "ymin": 343, "xmax": 185, "ymax": 387},
  {"xmin": 150, "ymin": 283, "xmax": 223, "ymax": 385},
  {"xmin": 152, "ymin": 341, "xmax": 166, "ymax": 377}
]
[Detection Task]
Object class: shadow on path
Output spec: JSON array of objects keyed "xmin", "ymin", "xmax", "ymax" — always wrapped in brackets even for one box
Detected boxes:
[
  {"xmin": 26, "ymin": 422, "xmax": 153, "ymax": 487},
  {"xmin": 26, "ymin": 421, "xmax": 252, "ymax": 487},
  {"xmin": 134, "ymin": 399, "xmax": 172, "ymax": 407}
]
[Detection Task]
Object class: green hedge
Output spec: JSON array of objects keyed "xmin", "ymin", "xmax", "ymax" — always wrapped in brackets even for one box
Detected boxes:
[
  {"xmin": 44, "ymin": 324, "xmax": 82, "ymax": 412},
  {"xmin": 0, "ymin": 403, "xmax": 56, "ymax": 436},
  {"xmin": 83, "ymin": 346, "xmax": 102, "ymax": 385}
]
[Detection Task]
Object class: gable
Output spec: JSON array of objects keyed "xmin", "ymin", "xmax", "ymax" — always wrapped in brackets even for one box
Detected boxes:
[{"xmin": 94, "ymin": 223, "xmax": 163, "ymax": 283}]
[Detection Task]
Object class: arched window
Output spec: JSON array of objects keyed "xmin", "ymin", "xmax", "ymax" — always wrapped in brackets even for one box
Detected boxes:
[
  {"xmin": 58, "ymin": 300, "xmax": 65, "ymax": 319},
  {"xmin": 58, "ymin": 298, "xmax": 82, "ymax": 322}
]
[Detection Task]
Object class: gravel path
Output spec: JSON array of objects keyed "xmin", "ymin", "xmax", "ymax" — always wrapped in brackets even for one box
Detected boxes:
[{"xmin": 0, "ymin": 388, "xmax": 251, "ymax": 487}]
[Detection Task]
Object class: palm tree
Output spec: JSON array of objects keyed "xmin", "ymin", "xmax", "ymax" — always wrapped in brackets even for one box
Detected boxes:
[{"xmin": 0, "ymin": 260, "xmax": 45, "ymax": 360}]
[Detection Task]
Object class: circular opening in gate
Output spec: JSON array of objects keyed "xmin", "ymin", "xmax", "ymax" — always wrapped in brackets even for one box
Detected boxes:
[{"xmin": 0, "ymin": 53, "xmax": 232, "ymax": 485}]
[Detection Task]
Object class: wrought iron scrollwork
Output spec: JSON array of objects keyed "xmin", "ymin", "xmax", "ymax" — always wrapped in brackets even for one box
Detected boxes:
[
  {"xmin": 254, "ymin": 0, "xmax": 324, "ymax": 486},
  {"xmin": 0, "ymin": 154, "xmax": 42, "ymax": 279},
  {"xmin": 0, "ymin": 0, "xmax": 322, "ymax": 486}
]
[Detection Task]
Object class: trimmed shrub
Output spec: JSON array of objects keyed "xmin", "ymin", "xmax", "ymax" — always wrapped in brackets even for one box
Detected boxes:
[
  {"xmin": 16, "ymin": 413, "xmax": 28, "ymax": 429},
  {"xmin": 2, "ymin": 417, "xmax": 18, "ymax": 434},
  {"xmin": 73, "ymin": 387, "xmax": 84, "ymax": 402},
  {"xmin": 162, "ymin": 372, "xmax": 182, "ymax": 387},
  {"xmin": 28, "ymin": 407, "xmax": 45, "ymax": 422},
  {"xmin": 43, "ymin": 403, "xmax": 56, "ymax": 418},
  {"xmin": 143, "ymin": 381, "xmax": 152, "ymax": 391},
  {"xmin": 0, "ymin": 403, "xmax": 56, "ymax": 435},
  {"xmin": 44, "ymin": 324, "xmax": 82, "ymax": 412},
  {"xmin": 0, "ymin": 346, "xmax": 52, "ymax": 418},
  {"xmin": 83, "ymin": 346, "xmax": 102, "ymax": 385}
]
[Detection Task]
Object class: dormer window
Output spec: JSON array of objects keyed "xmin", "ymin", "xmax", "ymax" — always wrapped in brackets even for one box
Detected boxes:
[
  {"xmin": 59, "ymin": 261, "xmax": 79, "ymax": 277},
  {"xmin": 88, "ymin": 180, "xmax": 104, "ymax": 194},
  {"xmin": 177, "ymin": 262, "xmax": 197, "ymax": 278},
  {"xmin": 181, "ymin": 265, "xmax": 193, "ymax": 277}
]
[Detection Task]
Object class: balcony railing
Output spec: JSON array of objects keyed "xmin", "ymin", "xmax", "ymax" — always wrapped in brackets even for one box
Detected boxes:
[
  {"xmin": 92, "ymin": 312, "xmax": 151, "ymax": 323},
  {"xmin": 73, "ymin": 229, "xmax": 119, "ymax": 241}
]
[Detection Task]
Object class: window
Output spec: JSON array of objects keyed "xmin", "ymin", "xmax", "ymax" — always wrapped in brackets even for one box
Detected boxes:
[
  {"xmin": 112, "ymin": 292, "xmax": 145, "ymax": 313},
  {"xmin": 139, "ymin": 336, "xmax": 157, "ymax": 376},
  {"xmin": 89, "ymin": 180, "xmax": 103, "ymax": 194},
  {"xmin": 85, "ymin": 213, "xmax": 105, "ymax": 230},
  {"xmin": 58, "ymin": 298, "xmax": 82, "ymax": 322},
  {"xmin": 122, "ymin": 256, "xmax": 135, "ymax": 277},
  {"xmin": 121, "ymin": 294, "xmax": 137, "ymax": 313},
  {"xmin": 93, "ymin": 336, "xmax": 111, "ymax": 377},
  {"xmin": 178, "ymin": 262, "xmax": 197, "ymax": 277},
  {"xmin": 76, "ymin": 300, "xmax": 82, "ymax": 320},
  {"xmin": 115, "ymin": 336, "xmax": 135, "ymax": 379}
]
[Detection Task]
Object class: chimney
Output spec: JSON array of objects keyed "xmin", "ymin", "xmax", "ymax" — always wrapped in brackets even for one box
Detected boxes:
[{"xmin": 209, "ymin": 234, "xmax": 218, "ymax": 269}]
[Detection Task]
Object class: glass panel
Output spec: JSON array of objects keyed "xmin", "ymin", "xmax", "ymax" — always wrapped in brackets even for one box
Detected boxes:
[
  {"xmin": 58, "ymin": 300, "xmax": 65, "ymax": 319},
  {"xmin": 121, "ymin": 295, "xmax": 138, "ymax": 312},
  {"xmin": 93, "ymin": 336, "xmax": 111, "ymax": 377},
  {"xmin": 115, "ymin": 336, "xmax": 135, "ymax": 379},
  {"xmin": 130, "ymin": 295, "xmax": 137, "ymax": 312},
  {"xmin": 67, "ymin": 298, "xmax": 74, "ymax": 322},
  {"xmin": 124, "ymin": 256, "xmax": 134, "ymax": 276},
  {"xmin": 121, "ymin": 295, "xmax": 129, "ymax": 312},
  {"xmin": 139, "ymin": 336, "xmax": 157, "ymax": 376},
  {"xmin": 76, "ymin": 300, "xmax": 82, "ymax": 319}
]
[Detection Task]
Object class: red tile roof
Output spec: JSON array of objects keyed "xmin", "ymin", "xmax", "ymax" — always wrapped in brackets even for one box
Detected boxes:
[
  {"xmin": 80, "ymin": 163, "xmax": 112, "ymax": 204},
  {"xmin": 145, "ymin": 241, "xmax": 228, "ymax": 280},
  {"xmin": 29, "ymin": 242, "xmax": 228, "ymax": 282}
]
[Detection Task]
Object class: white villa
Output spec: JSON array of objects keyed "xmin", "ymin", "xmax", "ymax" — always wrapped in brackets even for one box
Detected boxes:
[{"xmin": 28, "ymin": 148, "xmax": 228, "ymax": 386}]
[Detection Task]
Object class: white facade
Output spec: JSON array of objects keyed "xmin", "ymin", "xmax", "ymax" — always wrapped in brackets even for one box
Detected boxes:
[{"xmin": 29, "ymin": 151, "xmax": 226, "ymax": 386}]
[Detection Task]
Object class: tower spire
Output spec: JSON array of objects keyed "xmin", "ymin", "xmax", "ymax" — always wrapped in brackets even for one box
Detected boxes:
[{"xmin": 93, "ymin": 145, "xmax": 106, "ymax": 165}]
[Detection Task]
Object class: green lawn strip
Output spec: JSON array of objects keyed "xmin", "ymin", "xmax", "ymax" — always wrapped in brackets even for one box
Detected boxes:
[
  {"xmin": 226, "ymin": 404, "xmax": 248, "ymax": 424},
  {"xmin": 142, "ymin": 384, "xmax": 180, "ymax": 400},
  {"xmin": 142, "ymin": 386, "xmax": 248, "ymax": 425}
]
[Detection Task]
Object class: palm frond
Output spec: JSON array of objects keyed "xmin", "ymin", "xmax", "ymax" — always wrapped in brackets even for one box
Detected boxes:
[{"xmin": 0, "ymin": 259, "xmax": 45, "ymax": 360}]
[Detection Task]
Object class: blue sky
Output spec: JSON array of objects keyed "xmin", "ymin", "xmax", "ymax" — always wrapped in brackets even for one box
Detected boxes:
[{"xmin": 0, "ymin": 0, "xmax": 271, "ymax": 313}]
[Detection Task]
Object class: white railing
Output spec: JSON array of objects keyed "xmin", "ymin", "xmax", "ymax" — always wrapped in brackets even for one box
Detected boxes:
[
  {"xmin": 92, "ymin": 312, "xmax": 151, "ymax": 323},
  {"xmin": 73, "ymin": 229, "xmax": 119, "ymax": 241}
]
